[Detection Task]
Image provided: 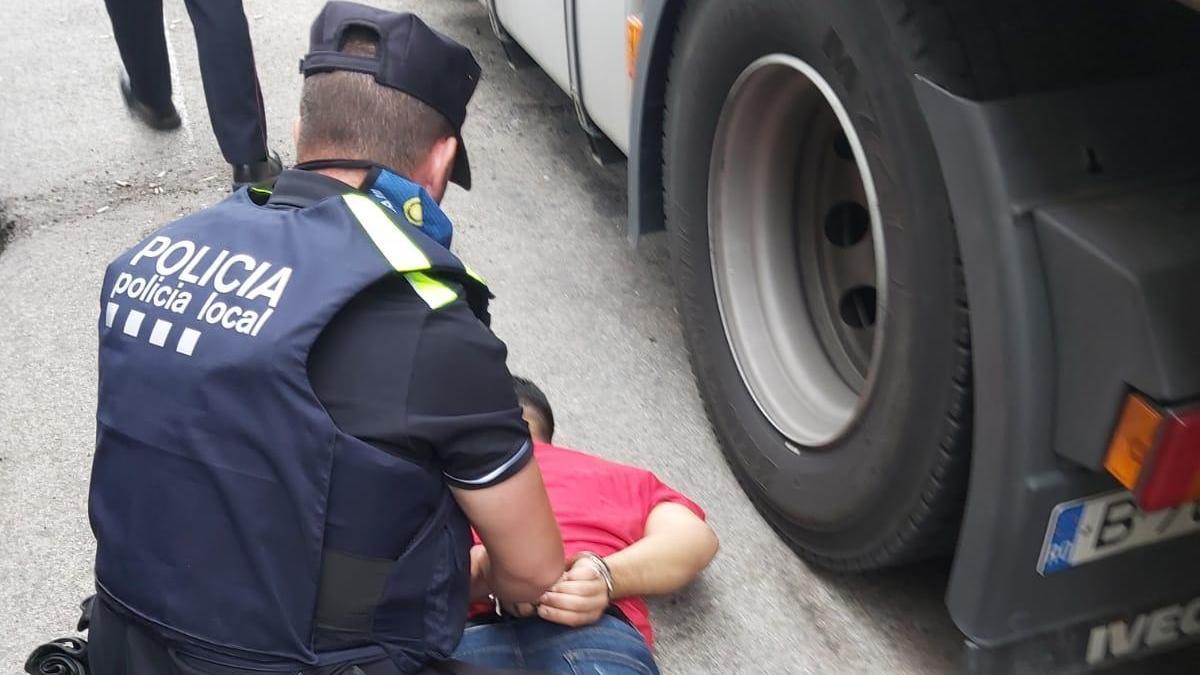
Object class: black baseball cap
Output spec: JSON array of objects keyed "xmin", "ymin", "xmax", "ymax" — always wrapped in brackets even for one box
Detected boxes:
[{"xmin": 300, "ymin": 2, "xmax": 481, "ymax": 189}]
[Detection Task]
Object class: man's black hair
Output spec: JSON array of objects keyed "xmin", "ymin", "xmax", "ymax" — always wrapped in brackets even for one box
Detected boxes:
[{"xmin": 513, "ymin": 376, "xmax": 554, "ymax": 442}]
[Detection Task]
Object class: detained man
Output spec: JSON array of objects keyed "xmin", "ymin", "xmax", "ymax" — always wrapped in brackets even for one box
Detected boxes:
[{"xmin": 457, "ymin": 378, "xmax": 719, "ymax": 674}]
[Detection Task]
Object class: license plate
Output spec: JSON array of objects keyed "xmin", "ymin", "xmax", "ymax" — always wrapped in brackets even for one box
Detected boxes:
[{"xmin": 1037, "ymin": 490, "xmax": 1200, "ymax": 575}]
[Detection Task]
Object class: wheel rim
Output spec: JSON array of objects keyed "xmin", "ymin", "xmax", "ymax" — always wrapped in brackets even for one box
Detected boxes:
[{"xmin": 708, "ymin": 54, "xmax": 886, "ymax": 447}]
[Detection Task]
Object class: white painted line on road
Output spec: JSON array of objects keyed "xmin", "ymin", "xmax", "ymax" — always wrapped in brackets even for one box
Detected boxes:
[
  {"xmin": 176, "ymin": 328, "xmax": 200, "ymax": 356},
  {"xmin": 105, "ymin": 302, "xmax": 119, "ymax": 328},
  {"xmin": 162, "ymin": 8, "xmax": 194, "ymax": 147},
  {"xmin": 149, "ymin": 319, "xmax": 172, "ymax": 347},
  {"xmin": 123, "ymin": 310, "xmax": 145, "ymax": 338}
]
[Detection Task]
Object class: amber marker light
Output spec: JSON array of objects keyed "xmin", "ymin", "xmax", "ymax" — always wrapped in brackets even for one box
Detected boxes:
[
  {"xmin": 627, "ymin": 15, "xmax": 644, "ymax": 80},
  {"xmin": 1104, "ymin": 392, "xmax": 1200, "ymax": 511}
]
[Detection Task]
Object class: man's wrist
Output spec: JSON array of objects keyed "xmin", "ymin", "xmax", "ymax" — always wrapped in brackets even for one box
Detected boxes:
[{"xmin": 576, "ymin": 551, "xmax": 615, "ymax": 602}]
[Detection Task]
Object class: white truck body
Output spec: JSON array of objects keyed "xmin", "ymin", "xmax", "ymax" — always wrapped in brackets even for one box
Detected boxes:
[{"xmin": 482, "ymin": 0, "xmax": 639, "ymax": 153}]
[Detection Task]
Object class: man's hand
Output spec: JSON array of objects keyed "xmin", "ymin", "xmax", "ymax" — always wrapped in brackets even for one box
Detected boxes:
[{"xmin": 535, "ymin": 557, "xmax": 610, "ymax": 627}]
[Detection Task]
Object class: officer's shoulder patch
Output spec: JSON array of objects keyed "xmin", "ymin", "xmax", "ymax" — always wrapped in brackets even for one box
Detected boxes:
[{"xmin": 402, "ymin": 197, "xmax": 423, "ymax": 226}]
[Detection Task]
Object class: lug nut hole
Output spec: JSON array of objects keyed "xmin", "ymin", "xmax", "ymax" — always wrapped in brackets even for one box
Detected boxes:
[
  {"xmin": 839, "ymin": 286, "xmax": 877, "ymax": 329},
  {"xmin": 824, "ymin": 202, "xmax": 869, "ymax": 248}
]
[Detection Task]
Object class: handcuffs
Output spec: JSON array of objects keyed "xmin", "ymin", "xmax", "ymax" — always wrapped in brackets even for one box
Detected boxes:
[{"xmin": 489, "ymin": 550, "xmax": 615, "ymax": 617}]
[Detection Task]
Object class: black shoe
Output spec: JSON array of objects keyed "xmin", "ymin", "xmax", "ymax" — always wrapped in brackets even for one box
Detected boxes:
[
  {"xmin": 119, "ymin": 75, "xmax": 181, "ymax": 131},
  {"xmin": 232, "ymin": 150, "xmax": 283, "ymax": 190}
]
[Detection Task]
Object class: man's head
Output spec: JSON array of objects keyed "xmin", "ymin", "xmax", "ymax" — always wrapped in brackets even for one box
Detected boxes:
[
  {"xmin": 513, "ymin": 376, "xmax": 555, "ymax": 444},
  {"xmin": 297, "ymin": 3, "xmax": 480, "ymax": 201}
]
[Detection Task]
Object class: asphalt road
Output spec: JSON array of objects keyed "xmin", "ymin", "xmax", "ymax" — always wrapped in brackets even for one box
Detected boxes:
[{"xmin": 1, "ymin": 1, "xmax": 970, "ymax": 673}]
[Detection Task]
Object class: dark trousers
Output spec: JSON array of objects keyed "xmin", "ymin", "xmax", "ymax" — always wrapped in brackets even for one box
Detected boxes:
[
  {"xmin": 103, "ymin": 0, "xmax": 268, "ymax": 164},
  {"xmin": 88, "ymin": 595, "xmax": 533, "ymax": 675}
]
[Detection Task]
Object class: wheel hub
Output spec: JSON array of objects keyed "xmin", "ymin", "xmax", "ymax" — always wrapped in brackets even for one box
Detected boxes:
[{"xmin": 708, "ymin": 54, "xmax": 886, "ymax": 447}]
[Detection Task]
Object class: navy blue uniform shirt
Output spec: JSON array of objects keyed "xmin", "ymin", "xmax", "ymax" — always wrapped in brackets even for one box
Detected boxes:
[{"xmin": 269, "ymin": 169, "xmax": 532, "ymax": 489}]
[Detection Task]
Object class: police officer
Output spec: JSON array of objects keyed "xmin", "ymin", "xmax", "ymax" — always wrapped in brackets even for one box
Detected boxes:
[
  {"xmin": 86, "ymin": 3, "xmax": 564, "ymax": 673},
  {"xmin": 104, "ymin": 0, "xmax": 281, "ymax": 186}
]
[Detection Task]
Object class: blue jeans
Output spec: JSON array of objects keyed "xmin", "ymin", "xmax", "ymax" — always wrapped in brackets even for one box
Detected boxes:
[{"xmin": 453, "ymin": 615, "xmax": 660, "ymax": 675}]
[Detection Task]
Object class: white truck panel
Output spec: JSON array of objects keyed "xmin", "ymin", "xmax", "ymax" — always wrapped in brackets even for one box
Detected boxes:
[
  {"xmin": 574, "ymin": 0, "xmax": 634, "ymax": 153},
  {"xmin": 494, "ymin": 0, "xmax": 572, "ymax": 93}
]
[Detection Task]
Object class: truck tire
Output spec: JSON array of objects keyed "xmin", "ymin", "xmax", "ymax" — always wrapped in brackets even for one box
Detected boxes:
[{"xmin": 663, "ymin": 0, "xmax": 974, "ymax": 570}]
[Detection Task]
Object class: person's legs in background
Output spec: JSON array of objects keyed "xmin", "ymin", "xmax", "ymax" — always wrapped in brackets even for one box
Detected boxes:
[
  {"xmin": 104, "ymin": 0, "xmax": 181, "ymax": 129},
  {"xmin": 104, "ymin": 0, "xmax": 277, "ymax": 183},
  {"xmin": 182, "ymin": 0, "xmax": 280, "ymax": 185}
]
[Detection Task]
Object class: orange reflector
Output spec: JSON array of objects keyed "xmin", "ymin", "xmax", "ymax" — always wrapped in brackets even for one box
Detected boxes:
[
  {"xmin": 626, "ymin": 15, "xmax": 644, "ymax": 80},
  {"xmin": 1105, "ymin": 392, "xmax": 1200, "ymax": 511},
  {"xmin": 1104, "ymin": 393, "xmax": 1163, "ymax": 490}
]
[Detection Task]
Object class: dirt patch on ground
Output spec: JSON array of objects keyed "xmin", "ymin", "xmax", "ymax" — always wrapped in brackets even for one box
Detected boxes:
[{"xmin": 0, "ymin": 200, "xmax": 16, "ymax": 257}]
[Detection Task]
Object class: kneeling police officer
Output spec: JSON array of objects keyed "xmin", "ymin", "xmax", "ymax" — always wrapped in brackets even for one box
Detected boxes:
[{"xmin": 86, "ymin": 3, "xmax": 563, "ymax": 673}]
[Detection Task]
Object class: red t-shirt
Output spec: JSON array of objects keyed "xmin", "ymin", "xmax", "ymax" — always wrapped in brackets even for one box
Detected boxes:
[{"xmin": 470, "ymin": 441, "xmax": 705, "ymax": 646}]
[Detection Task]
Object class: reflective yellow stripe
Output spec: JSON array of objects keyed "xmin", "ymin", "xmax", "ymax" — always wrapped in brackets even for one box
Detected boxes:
[
  {"xmin": 343, "ymin": 193, "xmax": 469, "ymax": 310},
  {"xmin": 248, "ymin": 186, "xmax": 273, "ymax": 196},
  {"xmin": 343, "ymin": 193, "xmax": 430, "ymax": 272},
  {"xmin": 404, "ymin": 271, "xmax": 458, "ymax": 309},
  {"xmin": 464, "ymin": 264, "xmax": 486, "ymax": 285}
]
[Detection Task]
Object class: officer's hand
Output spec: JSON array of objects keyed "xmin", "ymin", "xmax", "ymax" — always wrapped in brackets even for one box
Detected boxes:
[
  {"xmin": 469, "ymin": 545, "xmax": 492, "ymax": 602},
  {"xmin": 502, "ymin": 600, "xmax": 540, "ymax": 618},
  {"xmin": 535, "ymin": 561, "xmax": 609, "ymax": 627}
]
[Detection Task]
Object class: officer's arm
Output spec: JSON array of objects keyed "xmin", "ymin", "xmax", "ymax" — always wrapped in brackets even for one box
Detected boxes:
[
  {"xmin": 452, "ymin": 461, "xmax": 563, "ymax": 603},
  {"xmin": 407, "ymin": 304, "xmax": 563, "ymax": 603}
]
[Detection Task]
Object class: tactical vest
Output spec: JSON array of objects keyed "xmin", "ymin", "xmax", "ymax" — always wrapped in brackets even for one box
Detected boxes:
[{"xmin": 89, "ymin": 186, "xmax": 490, "ymax": 672}]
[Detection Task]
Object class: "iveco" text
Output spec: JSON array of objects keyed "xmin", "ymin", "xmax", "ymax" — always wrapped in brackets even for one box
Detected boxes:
[{"xmin": 1086, "ymin": 595, "xmax": 1200, "ymax": 665}]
